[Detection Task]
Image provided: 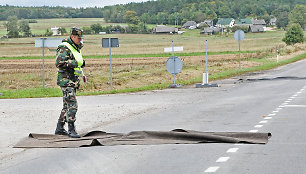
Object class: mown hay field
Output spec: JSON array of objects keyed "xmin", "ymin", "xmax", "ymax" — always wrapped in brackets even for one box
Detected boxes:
[
  {"xmin": 0, "ymin": 30, "xmax": 288, "ymax": 57},
  {"xmin": 0, "ymin": 18, "xmax": 305, "ymax": 95}
]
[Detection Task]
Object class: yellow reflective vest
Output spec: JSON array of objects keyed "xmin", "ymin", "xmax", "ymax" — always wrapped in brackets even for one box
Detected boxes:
[{"xmin": 60, "ymin": 42, "xmax": 83, "ymax": 76}]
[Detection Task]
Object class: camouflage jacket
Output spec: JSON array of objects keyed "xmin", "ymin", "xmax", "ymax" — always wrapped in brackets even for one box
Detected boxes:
[{"xmin": 55, "ymin": 37, "xmax": 85, "ymax": 89}]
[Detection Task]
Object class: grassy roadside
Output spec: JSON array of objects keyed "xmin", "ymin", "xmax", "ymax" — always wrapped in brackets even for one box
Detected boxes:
[{"xmin": 1, "ymin": 52, "xmax": 305, "ymax": 99}]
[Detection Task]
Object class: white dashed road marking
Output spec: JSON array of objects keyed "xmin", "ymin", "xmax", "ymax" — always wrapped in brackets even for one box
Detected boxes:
[
  {"xmin": 204, "ymin": 166, "xmax": 219, "ymax": 173},
  {"xmin": 227, "ymin": 148, "xmax": 239, "ymax": 153},
  {"xmin": 203, "ymin": 86, "xmax": 305, "ymax": 173},
  {"xmin": 216, "ymin": 157, "xmax": 230, "ymax": 163},
  {"xmin": 284, "ymin": 105, "xmax": 306, "ymax": 107},
  {"xmin": 254, "ymin": 125, "xmax": 263, "ymax": 128}
]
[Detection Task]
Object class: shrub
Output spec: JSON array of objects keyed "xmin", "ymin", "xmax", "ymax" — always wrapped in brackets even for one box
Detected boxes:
[
  {"xmin": 44, "ymin": 29, "xmax": 53, "ymax": 36},
  {"xmin": 282, "ymin": 23, "xmax": 304, "ymax": 45},
  {"xmin": 82, "ymin": 26, "xmax": 93, "ymax": 34}
]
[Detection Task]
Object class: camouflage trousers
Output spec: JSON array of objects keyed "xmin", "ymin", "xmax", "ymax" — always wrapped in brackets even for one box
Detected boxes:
[{"xmin": 58, "ymin": 87, "xmax": 78, "ymax": 123}]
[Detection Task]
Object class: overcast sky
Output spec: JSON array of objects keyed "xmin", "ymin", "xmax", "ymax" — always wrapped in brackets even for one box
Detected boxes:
[{"xmin": 0, "ymin": 0, "xmax": 151, "ymax": 8}]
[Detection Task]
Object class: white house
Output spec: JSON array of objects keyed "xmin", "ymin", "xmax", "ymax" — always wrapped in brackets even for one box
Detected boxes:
[{"xmin": 51, "ymin": 27, "xmax": 61, "ymax": 36}]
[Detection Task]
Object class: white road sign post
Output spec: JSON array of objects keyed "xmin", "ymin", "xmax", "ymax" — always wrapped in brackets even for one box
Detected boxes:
[
  {"xmin": 164, "ymin": 40, "xmax": 183, "ymax": 88},
  {"xmin": 234, "ymin": 30, "xmax": 245, "ymax": 69},
  {"xmin": 277, "ymin": 47, "xmax": 279, "ymax": 64},
  {"xmin": 195, "ymin": 40, "xmax": 218, "ymax": 88},
  {"xmin": 35, "ymin": 38, "xmax": 63, "ymax": 89},
  {"xmin": 204, "ymin": 40, "xmax": 208, "ymax": 83}
]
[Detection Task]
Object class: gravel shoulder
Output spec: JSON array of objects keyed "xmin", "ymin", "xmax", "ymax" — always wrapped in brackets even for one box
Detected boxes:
[{"xmin": 0, "ymin": 87, "xmax": 210, "ymax": 165}]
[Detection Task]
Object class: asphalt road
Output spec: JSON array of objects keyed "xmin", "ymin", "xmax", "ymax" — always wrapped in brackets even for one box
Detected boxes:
[{"xmin": 1, "ymin": 59, "xmax": 306, "ymax": 174}]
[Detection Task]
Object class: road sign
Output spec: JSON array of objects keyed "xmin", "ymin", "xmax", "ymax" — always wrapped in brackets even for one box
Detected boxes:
[
  {"xmin": 165, "ymin": 41, "xmax": 183, "ymax": 88},
  {"xmin": 166, "ymin": 56, "xmax": 183, "ymax": 75},
  {"xmin": 102, "ymin": 38, "xmax": 119, "ymax": 48},
  {"xmin": 234, "ymin": 30, "xmax": 245, "ymax": 41},
  {"xmin": 35, "ymin": 38, "xmax": 63, "ymax": 48},
  {"xmin": 164, "ymin": 46, "xmax": 183, "ymax": 52},
  {"xmin": 234, "ymin": 30, "xmax": 245, "ymax": 69}
]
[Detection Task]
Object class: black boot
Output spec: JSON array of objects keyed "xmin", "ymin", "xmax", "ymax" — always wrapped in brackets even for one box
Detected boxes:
[
  {"xmin": 55, "ymin": 120, "xmax": 68, "ymax": 136},
  {"xmin": 68, "ymin": 122, "xmax": 81, "ymax": 138}
]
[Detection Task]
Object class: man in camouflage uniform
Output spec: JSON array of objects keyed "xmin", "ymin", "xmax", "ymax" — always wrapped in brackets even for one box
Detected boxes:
[{"xmin": 55, "ymin": 27, "xmax": 85, "ymax": 138}]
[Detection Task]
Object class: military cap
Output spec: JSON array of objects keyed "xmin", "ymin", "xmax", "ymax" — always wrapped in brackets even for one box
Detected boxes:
[{"xmin": 71, "ymin": 26, "xmax": 83, "ymax": 38}]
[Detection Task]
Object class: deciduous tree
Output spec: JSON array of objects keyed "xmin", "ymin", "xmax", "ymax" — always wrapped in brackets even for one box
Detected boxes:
[
  {"xmin": 19, "ymin": 20, "xmax": 31, "ymax": 37},
  {"xmin": 282, "ymin": 23, "xmax": 304, "ymax": 45},
  {"xmin": 288, "ymin": 5, "xmax": 306, "ymax": 28},
  {"xmin": 5, "ymin": 16, "xmax": 19, "ymax": 38},
  {"xmin": 90, "ymin": 23, "xmax": 103, "ymax": 34},
  {"xmin": 125, "ymin": 11, "xmax": 139, "ymax": 25},
  {"xmin": 276, "ymin": 12, "xmax": 289, "ymax": 29}
]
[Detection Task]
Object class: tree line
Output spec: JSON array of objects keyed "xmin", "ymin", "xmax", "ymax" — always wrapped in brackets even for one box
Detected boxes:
[
  {"xmin": 103, "ymin": 0, "xmax": 305, "ymax": 25},
  {"xmin": 1, "ymin": 0, "xmax": 305, "ymax": 25},
  {"xmin": 1, "ymin": 0, "xmax": 305, "ymax": 45},
  {"xmin": 0, "ymin": 5, "xmax": 103, "ymax": 20}
]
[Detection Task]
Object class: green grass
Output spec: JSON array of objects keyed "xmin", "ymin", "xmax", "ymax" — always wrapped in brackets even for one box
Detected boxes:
[
  {"xmin": 209, "ymin": 52, "xmax": 306, "ymax": 82},
  {"xmin": 0, "ymin": 88, "xmax": 62, "ymax": 98},
  {"xmin": 0, "ymin": 51, "xmax": 256, "ymax": 60},
  {"xmin": 1, "ymin": 52, "xmax": 305, "ymax": 99}
]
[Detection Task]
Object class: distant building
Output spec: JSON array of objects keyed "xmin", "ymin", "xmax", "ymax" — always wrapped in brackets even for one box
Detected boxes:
[
  {"xmin": 269, "ymin": 18, "xmax": 277, "ymax": 26},
  {"xmin": 251, "ymin": 19, "xmax": 266, "ymax": 25},
  {"xmin": 51, "ymin": 27, "xmax": 61, "ymax": 36},
  {"xmin": 201, "ymin": 27, "xmax": 221, "ymax": 35},
  {"xmin": 197, "ymin": 20, "xmax": 214, "ymax": 28},
  {"xmin": 249, "ymin": 25, "xmax": 264, "ymax": 32},
  {"xmin": 204, "ymin": 20, "xmax": 214, "ymax": 27},
  {"xmin": 182, "ymin": 21, "xmax": 197, "ymax": 29},
  {"xmin": 251, "ymin": 19, "xmax": 266, "ymax": 31},
  {"xmin": 201, "ymin": 27, "xmax": 214, "ymax": 35},
  {"xmin": 235, "ymin": 18, "xmax": 252, "ymax": 26},
  {"xmin": 216, "ymin": 18, "xmax": 235, "ymax": 28},
  {"xmin": 152, "ymin": 26, "xmax": 177, "ymax": 34}
]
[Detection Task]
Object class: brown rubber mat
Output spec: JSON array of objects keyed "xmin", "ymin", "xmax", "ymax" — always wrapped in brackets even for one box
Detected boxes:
[{"xmin": 14, "ymin": 129, "xmax": 272, "ymax": 148}]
